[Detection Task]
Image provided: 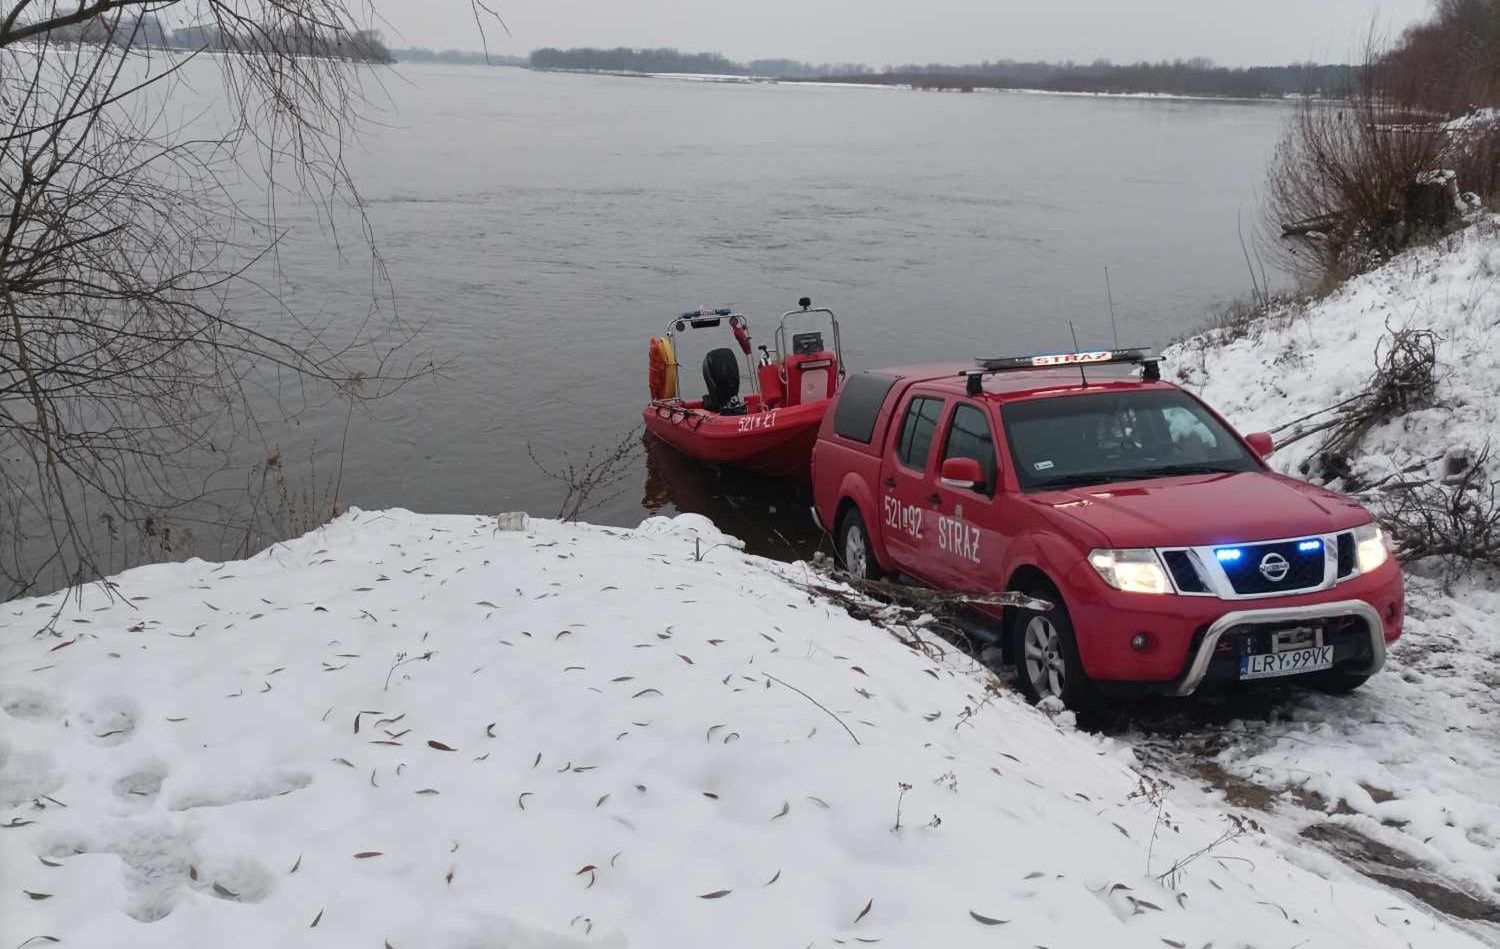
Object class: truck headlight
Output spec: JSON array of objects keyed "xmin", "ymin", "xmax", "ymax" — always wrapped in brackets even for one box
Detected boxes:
[
  {"xmin": 1354, "ymin": 522, "xmax": 1390, "ymax": 573},
  {"xmin": 1088, "ymin": 549, "xmax": 1172, "ymax": 595}
]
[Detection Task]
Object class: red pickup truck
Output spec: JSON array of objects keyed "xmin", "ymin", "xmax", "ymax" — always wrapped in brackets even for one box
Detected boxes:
[{"xmin": 810, "ymin": 349, "xmax": 1403, "ymax": 708}]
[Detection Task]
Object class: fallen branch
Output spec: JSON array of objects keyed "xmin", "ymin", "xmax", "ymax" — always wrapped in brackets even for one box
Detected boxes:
[
  {"xmin": 1268, "ymin": 392, "xmax": 1368, "ymax": 436},
  {"xmin": 1296, "ymin": 323, "xmax": 1439, "ymax": 487},
  {"xmin": 1280, "ymin": 211, "xmax": 1346, "ymax": 237},
  {"xmin": 1378, "ymin": 445, "xmax": 1500, "ymax": 571},
  {"xmin": 796, "ymin": 567, "xmax": 1051, "ymax": 665},
  {"xmin": 764, "ymin": 674, "xmax": 861, "ymax": 746},
  {"xmin": 808, "ymin": 572, "xmax": 1049, "ymax": 613}
]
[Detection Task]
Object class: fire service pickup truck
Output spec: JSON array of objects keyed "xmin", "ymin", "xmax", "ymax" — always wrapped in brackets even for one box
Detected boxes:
[{"xmin": 810, "ymin": 349, "xmax": 1403, "ymax": 708}]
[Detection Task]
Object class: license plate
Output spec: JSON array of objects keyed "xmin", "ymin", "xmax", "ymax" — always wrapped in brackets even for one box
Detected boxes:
[{"xmin": 1240, "ymin": 645, "xmax": 1335, "ymax": 680}]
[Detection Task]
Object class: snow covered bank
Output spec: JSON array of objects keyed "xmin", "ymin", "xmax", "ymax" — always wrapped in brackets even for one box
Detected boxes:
[
  {"xmin": 1161, "ymin": 218, "xmax": 1500, "ymax": 939},
  {"xmin": 1170, "ymin": 216, "xmax": 1500, "ymax": 487},
  {"xmin": 0, "ymin": 510, "xmax": 1482, "ymax": 947}
]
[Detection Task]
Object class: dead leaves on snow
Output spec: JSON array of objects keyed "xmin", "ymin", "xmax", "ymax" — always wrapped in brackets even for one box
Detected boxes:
[{"xmin": 968, "ymin": 909, "xmax": 1009, "ymax": 926}]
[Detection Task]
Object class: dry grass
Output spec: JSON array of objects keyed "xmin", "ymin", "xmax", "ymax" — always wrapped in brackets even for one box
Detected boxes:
[{"xmin": 527, "ymin": 428, "xmax": 644, "ymax": 522}]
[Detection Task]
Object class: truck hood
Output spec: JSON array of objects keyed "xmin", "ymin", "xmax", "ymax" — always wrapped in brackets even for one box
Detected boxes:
[{"xmin": 1032, "ymin": 471, "xmax": 1373, "ymax": 549}]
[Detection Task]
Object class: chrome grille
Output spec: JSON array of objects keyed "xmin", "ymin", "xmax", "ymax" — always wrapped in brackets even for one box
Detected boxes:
[{"xmin": 1217, "ymin": 539, "xmax": 1328, "ymax": 595}]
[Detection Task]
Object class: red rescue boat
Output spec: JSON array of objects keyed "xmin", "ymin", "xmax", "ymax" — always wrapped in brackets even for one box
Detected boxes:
[{"xmin": 643, "ymin": 298, "xmax": 847, "ymax": 479}]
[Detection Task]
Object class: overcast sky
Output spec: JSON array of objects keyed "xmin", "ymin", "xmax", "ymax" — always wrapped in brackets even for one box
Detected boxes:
[{"xmin": 374, "ymin": 0, "xmax": 1435, "ymax": 67}]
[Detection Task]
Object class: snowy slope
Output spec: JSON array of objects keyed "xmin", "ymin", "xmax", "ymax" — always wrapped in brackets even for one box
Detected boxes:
[
  {"xmin": 1169, "ymin": 215, "xmax": 1500, "ymax": 486},
  {"xmin": 0, "ymin": 509, "xmax": 1483, "ymax": 948},
  {"xmin": 1162, "ymin": 219, "xmax": 1500, "ymax": 937}
]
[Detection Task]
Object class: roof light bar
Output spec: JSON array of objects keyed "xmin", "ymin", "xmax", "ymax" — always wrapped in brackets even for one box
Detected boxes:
[{"xmin": 961, "ymin": 347, "xmax": 1161, "ymax": 394}]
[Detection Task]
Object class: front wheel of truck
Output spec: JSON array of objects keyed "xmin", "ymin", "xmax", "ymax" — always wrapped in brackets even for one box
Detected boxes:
[{"xmin": 1009, "ymin": 583, "xmax": 1096, "ymax": 710}]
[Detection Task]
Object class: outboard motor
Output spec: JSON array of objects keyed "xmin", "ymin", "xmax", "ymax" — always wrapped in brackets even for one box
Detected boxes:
[{"xmin": 701, "ymin": 348, "xmax": 746, "ymax": 415}]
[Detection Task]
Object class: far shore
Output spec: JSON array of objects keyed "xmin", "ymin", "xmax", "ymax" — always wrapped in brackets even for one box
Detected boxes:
[{"xmin": 521, "ymin": 64, "xmax": 1322, "ymax": 103}]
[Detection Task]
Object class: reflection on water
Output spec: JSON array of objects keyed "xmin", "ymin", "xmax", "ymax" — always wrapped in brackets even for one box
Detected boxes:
[{"xmin": 640, "ymin": 434, "xmax": 825, "ymax": 561}]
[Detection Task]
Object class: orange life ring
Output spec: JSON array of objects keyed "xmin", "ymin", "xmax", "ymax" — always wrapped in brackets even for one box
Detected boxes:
[{"xmin": 648, "ymin": 336, "xmax": 678, "ymax": 401}]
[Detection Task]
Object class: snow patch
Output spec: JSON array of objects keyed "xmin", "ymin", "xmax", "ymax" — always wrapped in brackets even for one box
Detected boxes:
[
  {"xmin": 0, "ymin": 508, "xmax": 1485, "ymax": 946},
  {"xmin": 1164, "ymin": 219, "xmax": 1500, "ymax": 930},
  {"xmin": 166, "ymin": 769, "xmax": 313, "ymax": 811}
]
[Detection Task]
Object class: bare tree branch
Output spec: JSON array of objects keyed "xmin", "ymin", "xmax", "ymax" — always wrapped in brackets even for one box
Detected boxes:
[{"xmin": 0, "ymin": 2, "xmax": 469, "ymax": 600}]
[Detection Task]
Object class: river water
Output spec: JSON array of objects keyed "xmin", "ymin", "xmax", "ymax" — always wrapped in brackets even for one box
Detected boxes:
[{"xmin": 254, "ymin": 65, "xmax": 1297, "ymax": 556}]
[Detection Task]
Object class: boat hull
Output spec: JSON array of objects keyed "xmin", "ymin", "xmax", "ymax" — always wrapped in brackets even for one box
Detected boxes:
[{"xmin": 642, "ymin": 399, "xmax": 827, "ymax": 479}]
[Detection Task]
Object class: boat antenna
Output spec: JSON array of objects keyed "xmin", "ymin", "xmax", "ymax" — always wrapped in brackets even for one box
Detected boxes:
[
  {"xmin": 1068, "ymin": 320, "xmax": 1088, "ymax": 388},
  {"xmin": 1104, "ymin": 266, "xmax": 1119, "ymax": 349}
]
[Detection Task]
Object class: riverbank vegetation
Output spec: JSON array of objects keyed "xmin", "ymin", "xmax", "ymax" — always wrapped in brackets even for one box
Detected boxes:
[
  {"xmin": 1268, "ymin": 1, "xmax": 1500, "ymax": 282},
  {"xmin": 0, "ymin": 1, "xmax": 520, "ymax": 600},
  {"xmin": 10, "ymin": 10, "xmax": 395, "ymax": 62}
]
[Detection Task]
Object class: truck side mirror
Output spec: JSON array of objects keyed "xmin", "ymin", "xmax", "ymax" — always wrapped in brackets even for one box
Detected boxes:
[
  {"xmin": 1245, "ymin": 432, "xmax": 1275, "ymax": 458},
  {"xmin": 940, "ymin": 457, "xmax": 985, "ymax": 490}
]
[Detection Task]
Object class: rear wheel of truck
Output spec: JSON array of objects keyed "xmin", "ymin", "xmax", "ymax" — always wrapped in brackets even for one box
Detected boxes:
[
  {"xmin": 1009, "ymin": 583, "xmax": 1095, "ymax": 710},
  {"xmin": 836, "ymin": 509, "xmax": 883, "ymax": 581}
]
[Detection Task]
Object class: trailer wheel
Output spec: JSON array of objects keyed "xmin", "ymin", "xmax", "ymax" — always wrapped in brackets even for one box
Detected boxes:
[{"xmin": 836, "ymin": 509, "xmax": 882, "ymax": 581}]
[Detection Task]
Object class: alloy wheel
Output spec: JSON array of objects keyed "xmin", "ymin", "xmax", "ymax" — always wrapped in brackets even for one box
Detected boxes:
[
  {"xmin": 844, "ymin": 525, "xmax": 869, "ymax": 578},
  {"xmin": 1023, "ymin": 615, "xmax": 1067, "ymax": 698}
]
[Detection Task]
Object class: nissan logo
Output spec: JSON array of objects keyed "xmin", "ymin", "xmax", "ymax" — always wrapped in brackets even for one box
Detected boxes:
[{"xmin": 1259, "ymin": 552, "xmax": 1291, "ymax": 582}]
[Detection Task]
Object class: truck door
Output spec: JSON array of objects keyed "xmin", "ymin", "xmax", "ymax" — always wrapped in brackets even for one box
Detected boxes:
[
  {"xmin": 879, "ymin": 392, "xmax": 945, "ymax": 579},
  {"xmin": 927, "ymin": 401, "xmax": 1004, "ymax": 592}
]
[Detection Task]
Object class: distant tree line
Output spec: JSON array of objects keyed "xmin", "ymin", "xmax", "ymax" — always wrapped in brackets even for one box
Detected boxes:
[
  {"xmin": 33, "ymin": 11, "xmax": 393, "ymax": 63},
  {"xmin": 528, "ymin": 46, "xmax": 871, "ymax": 78},
  {"xmin": 825, "ymin": 59, "xmax": 1355, "ymax": 98},
  {"xmin": 1382, "ymin": 0, "xmax": 1500, "ymax": 111},
  {"xmin": 530, "ymin": 46, "xmax": 745, "ymax": 74},
  {"xmin": 745, "ymin": 58, "xmax": 874, "ymax": 79},
  {"xmin": 392, "ymin": 47, "xmax": 527, "ymax": 66}
]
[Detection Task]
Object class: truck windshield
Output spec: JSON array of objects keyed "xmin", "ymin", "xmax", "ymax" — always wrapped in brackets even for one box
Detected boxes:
[{"xmin": 1001, "ymin": 389, "xmax": 1260, "ymax": 491}]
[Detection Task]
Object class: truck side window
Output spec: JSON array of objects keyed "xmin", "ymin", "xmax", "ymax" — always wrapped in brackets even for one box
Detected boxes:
[
  {"xmin": 941, "ymin": 404, "xmax": 998, "ymax": 496},
  {"xmin": 833, "ymin": 373, "xmax": 899, "ymax": 444},
  {"xmin": 896, "ymin": 397, "xmax": 944, "ymax": 471}
]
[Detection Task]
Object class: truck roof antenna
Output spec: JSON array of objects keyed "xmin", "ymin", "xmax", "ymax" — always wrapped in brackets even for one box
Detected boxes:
[
  {"xmin": 1067, "ymin": 321, "xmax": 1088, "ymax": 388},
  {"xmin": 1105, "ymin": 266, "xmax": 1119, "ymax": 349}
]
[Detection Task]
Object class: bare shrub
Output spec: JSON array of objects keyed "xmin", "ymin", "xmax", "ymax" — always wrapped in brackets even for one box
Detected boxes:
[
  {"xmin": 527, "ymin": 429, "xmax": 644, "ymax": 523},
  {"xmin": 1445, "ymin": 113, "xmax": 1500, "ymax": 198},
  {"xmin": 233, "ymin": 449, "xmax": 348, "ymax": 555},
  {"xmin": 1267, "ymin": 88, "xmax": 1453, "ymax": 280},
  {"xmin": 1268, "ymin": 13, "xmax": 1500, "ymax": 282},
  {"xmin": 0, "ymin": 3, "xmax": 503, "ymax": 601},
  {"xmin": 1379, "ymin": 446, "xmax": 1500, "ymax": 570}
]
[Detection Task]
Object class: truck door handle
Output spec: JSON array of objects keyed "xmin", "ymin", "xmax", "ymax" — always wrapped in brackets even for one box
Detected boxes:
[
  {"xmin": 883, "ymin": 477, "xmax": 897, "ymax": 488},
  {"xmin": 927, "ymin": 493, "xmax": 942, "ymax": 507}
]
